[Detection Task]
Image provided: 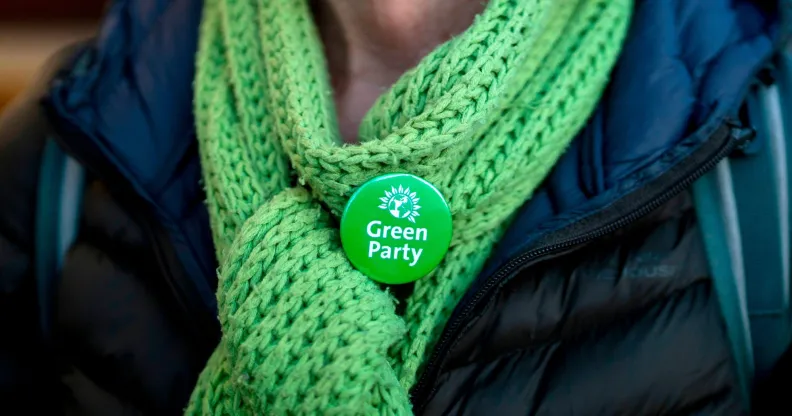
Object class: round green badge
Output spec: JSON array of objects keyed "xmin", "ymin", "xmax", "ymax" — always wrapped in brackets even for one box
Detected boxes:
[{"xmin": 340, "ymin": 173, "xmax": 452, "ymax": 285}]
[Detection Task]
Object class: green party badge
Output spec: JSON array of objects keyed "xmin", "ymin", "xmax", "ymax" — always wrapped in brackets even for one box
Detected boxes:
[{"xmin": 340, "ymin": 173, "xmax": 452, "ymax": 285}]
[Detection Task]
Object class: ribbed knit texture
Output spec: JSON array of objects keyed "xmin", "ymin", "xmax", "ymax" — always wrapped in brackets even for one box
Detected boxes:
[{"xmin": 187, "ymin": 0, "xmax": 631, "ymax": 414}]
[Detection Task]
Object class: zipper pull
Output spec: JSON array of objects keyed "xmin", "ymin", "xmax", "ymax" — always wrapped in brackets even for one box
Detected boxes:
[{"xmin": 726, "ymin": 118, "xmax": 757, "ymax": 156}]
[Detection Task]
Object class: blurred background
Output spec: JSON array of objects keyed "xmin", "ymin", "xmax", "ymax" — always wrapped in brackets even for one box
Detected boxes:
[{"xmin": 0, "ymin": 0, "xmax": 104, "ymax": 110}]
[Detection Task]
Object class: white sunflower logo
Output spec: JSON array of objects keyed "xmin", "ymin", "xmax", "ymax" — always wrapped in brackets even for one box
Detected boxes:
[{"xmin": 379, "ymin": 185, "xmax": 421, "ymax": 223}]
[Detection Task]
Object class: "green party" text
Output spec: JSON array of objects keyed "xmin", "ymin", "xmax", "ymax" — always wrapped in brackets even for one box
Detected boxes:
[{"xmin": 366, "ymin": 220, "xmax": 426, "ymax": 266}]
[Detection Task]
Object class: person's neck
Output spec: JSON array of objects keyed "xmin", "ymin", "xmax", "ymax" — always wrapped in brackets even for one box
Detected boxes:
[{"xmin": 313, "ymin": 0, "xmax": 486, "ymax": 143}]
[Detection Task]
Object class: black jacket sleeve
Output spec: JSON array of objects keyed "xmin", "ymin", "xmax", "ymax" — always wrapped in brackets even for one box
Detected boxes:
[
  {"xmin": 0, "ymin": 45, "xmax": 83, "ymax": 413},
  {"xmin": 0, "ymin": 44, "xmax": 217, "ymax": 415},
  {"xmin": 0, "ymin": 67, "xmax": 56, "ymax": 412}
]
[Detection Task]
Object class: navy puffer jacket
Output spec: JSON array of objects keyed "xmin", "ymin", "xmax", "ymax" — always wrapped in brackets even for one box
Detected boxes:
[{"xmin": 1, "ymin": 0, "xmax": 790, "ymax": 414}]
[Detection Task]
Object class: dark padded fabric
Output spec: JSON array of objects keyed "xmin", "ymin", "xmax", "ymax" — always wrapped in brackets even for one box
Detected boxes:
[
  {"xmin": 421, "ymin": 195, "xmax": 744, "ymax": 415},
  {"xmin": 0, "ymin": 41, "xmax": 211, "ymax": 414},
  {"xmin": 56, "ymin": 180, "xmax": 210, "ymax": 414},
  {"xmin": 0, "ymin": 49, "xmax": 63, "ymax": 414},
  {"xmin": 47, "ymin": 0, "xmax": 217, "ymax": 316}
]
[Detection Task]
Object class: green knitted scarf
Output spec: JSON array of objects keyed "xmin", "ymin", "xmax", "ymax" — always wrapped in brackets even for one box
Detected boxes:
[{"xmin": 187, "ymin": 0, "xmax": 630, "ymax": 413}]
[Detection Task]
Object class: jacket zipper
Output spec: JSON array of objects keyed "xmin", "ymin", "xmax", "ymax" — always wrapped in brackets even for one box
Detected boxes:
[{"xmin": 410, "ymin": 119, "xmax": 756, "ymax": 409}]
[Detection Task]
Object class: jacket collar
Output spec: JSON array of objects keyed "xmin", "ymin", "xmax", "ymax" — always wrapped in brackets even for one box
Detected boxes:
[
  {"xmin": 44, "ymin": 0, "xmax": 787, "ymax": 317},
  {"xmin": 45, "ymin": 0, "xmax": 217, "ymax": 313}
]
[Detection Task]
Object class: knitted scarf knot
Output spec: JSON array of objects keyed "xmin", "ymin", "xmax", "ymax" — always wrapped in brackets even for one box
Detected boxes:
[{"xmin": 188, "ymin": 0, "xmax": 631, "ymax": 414}]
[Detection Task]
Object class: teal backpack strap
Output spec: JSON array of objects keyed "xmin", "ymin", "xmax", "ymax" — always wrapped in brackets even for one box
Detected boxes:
[
  {"xmin": 692, "ymin": 159, "xmax": 755, "ymax": 408},
  {"xmin": 732, "ymin": 73, "xmax": 792, "ymax": 382},
  {"xmin": 35, "ymin": 137, "xmax": 85, "ymax": 341},
  {"xmin": 693, "ymin": 58, "xmax": 792, "ymax": 408}
]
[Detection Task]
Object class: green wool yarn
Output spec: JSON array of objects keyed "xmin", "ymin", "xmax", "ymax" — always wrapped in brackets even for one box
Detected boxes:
[{"xmin": 188, "ymin": 0, "xmax": 631, "ymax": 414}]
